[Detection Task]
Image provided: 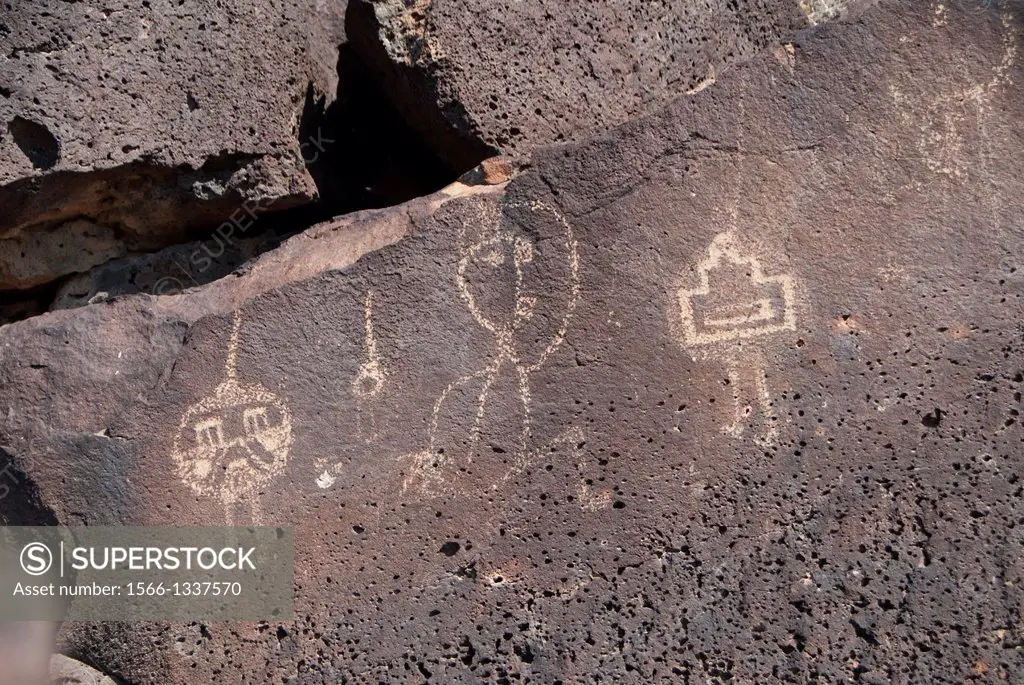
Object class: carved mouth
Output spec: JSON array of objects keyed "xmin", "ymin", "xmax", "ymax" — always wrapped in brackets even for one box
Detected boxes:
[{"xmin": 701, "ymin": 298, "xmax": 777, "ymax": 328}]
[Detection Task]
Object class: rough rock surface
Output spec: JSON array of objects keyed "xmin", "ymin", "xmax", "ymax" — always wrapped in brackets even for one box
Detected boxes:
[
  {"xmin": 346, "ymin": 0, "xmax": 868, "ymax": 168},
  {"xmin": 2, "ymin": 1, "xmax": 1024, "ymax": 683},
  {"xmin": 50, "ymin": 655, "xmax": 117, "ymax": 685},
  {"xmin": 0, "ymin": 0, "xmax": 344, "ymax": 290}
]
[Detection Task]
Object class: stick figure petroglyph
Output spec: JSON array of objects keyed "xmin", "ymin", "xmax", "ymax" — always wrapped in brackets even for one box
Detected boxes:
[
  {"xmin": 403, "ymin": 200, "xmax": 581, "ymax": 495},
  {"xmin": 353, "ymin": 290, "xmax": 387, "ymax": 401},
  {"xmin": 676, "ymin": 231, "xmax": 798, "ymax": 446},
  {"xmin": 890, "ymin": 4, "xmax": 1017, "ymax": 181},
  {"xmin": 316, "ymin": 290, "xmax": 388, "ymax": 490},
  {"xmin": 351, "ymin": 289, "xmax": 387, "ymax": 448},
  {"xmin": 172, "ymin": 313, "xmax": 293, "ymax": 524}
]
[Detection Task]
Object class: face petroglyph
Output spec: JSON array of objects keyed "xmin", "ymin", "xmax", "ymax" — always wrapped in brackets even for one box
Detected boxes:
[
  {"xmin": 460, "ymin": 232, "xmax": 538, "ymax": 344},
  {"xmin": 172, "ymin": 313, "xmax": 293, "ymax": 524}
]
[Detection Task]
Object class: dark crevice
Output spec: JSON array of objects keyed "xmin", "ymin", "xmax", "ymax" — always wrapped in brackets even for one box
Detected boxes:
[
  {"xmin": 300, "ymin": 42, "xmax": 465, "ymax": 216},
  {"xmin": 0, "ymin": 40, "xmax": 480, "ymax": 325},
  {"xmin": 198, "ymin": 151, "xmax": 262, "ymax": 174},
  {"xmin": 0, "ymin": 279, "xmax": 64, "ymax": 326},
  {"xmin": 0, "ymin": 447, "xmax": 59, "ymax": 525},
  {"xmin": 344, "ymin": 0, "xmax": 497, "ymax": 171}
]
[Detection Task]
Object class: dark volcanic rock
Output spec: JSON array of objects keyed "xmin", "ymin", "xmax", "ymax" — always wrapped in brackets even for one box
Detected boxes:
[
  {"xmin": 346, "ymin": 0, "xmax": 867, "ymax": 168},
  {"xmin": 2, "ymin": 1, "xmax": 1024, "ymax": 682},
  {"xmin": 0, "ymin": 0, "xmax": 344, "ymax": 290}
]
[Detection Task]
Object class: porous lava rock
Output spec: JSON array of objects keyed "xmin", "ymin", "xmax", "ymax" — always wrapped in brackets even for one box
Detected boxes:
[
  {"xmin": 0, "ymin": 0, "xmax": 345, "ymax": 291},
  {"xmin": 1, "ymin": 1, "xmax": 1023, "ymax": 682},
  {"xmin": 346, "ymin": 0, "xmax": 868, "ymax": 168}
]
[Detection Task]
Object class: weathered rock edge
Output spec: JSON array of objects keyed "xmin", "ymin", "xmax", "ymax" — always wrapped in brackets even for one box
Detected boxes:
[{"xmin": 346, "ymin": 0, "xmax": 875, "ymax": 166}]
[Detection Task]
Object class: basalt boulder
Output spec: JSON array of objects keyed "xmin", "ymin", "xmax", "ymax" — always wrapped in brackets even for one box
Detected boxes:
[
  {"xmin": 0, "ymin": 0, "xmax": 345, "ymax": 291},
  {"xmin": 345, "ymin": 0, "xmax": 870, "ymax": 168},
  {"xmin": 1, "ymin": 1, "xmax": 1023, "ymax": 682}
]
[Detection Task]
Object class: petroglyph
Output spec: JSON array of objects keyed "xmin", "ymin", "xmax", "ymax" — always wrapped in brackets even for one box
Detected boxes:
[
  {"xmin": 551, "ymin": 428, "xmax": 614, "ymax": 512},
  {"xmin": 403, "ymin": 200, "xmax": 581, "ymax": 495},
  {"xmin": 352, "ymin": 290, "xmax": 387, "ymax": 401},
  {"xmin": 799, "ymin": 0, "xmax": 853, "ymax": 25},
  {"xmin": 492, "ymin": 426, "xmax": 612, "ymax": 511},
  {"xmin": 676, "ymin": 232, "xmax": 797, "ymax": 446},
  {"xmin": 353, "ymin": 289, "xmax": 387, "ymax": 443},
  {"xmin": 678, "ymin": 232, "xmax": 796, "ymax": 347},
  {"xmin": 314, "ymin": 456, "xmax": 338, "ymax": 490},
  {"xmin": 722, "ymin": 351, "xmax": 778, "ymax": 445},
  {"xmin": 316, "ymin": 291, "xmax": 391, "ymax": 490},
  {"xmin": 172, "ymin": 313, "xmax": 293, "ymax": 524},
  {"xmin": 890, "ymin": 4, "xmax": 1017, "ymax": 180},
  {"xmin": 316, "ymin": 290, "xmax": 390, "ymax": 491}
]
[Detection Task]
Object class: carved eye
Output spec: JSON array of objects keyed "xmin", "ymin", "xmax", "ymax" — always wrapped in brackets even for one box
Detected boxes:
[
  {"xmin": 243, "ymin": 406, "xmax": 270, "ymax": 435},
  {"xmin": 193, "ymin": 418, "xmax": 224, "ymax": 449},
  {"xmin": 480, "ymin": 248, "xmax": 505, "ymax": 267}
]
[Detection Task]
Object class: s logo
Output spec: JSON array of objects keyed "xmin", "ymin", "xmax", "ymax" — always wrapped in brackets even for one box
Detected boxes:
[{"xmin": 20, "ymin": 542, "xmax": 52, "ymax": 576}]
